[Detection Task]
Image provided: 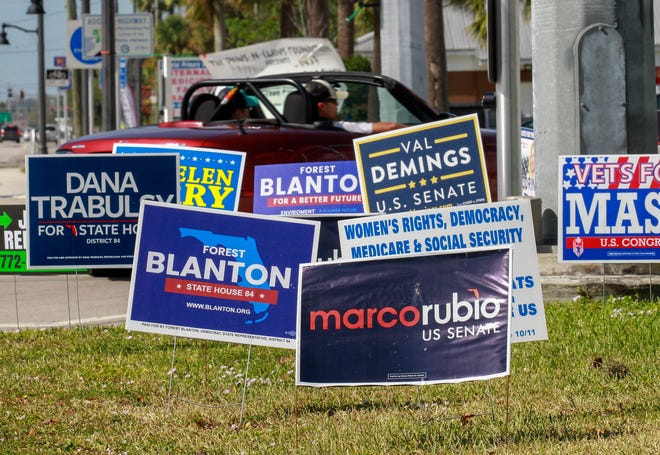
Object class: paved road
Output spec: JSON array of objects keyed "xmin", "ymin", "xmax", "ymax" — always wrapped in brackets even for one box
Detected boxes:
[{"xmin": 1, "ymin": 141, "xmax": 131, "ymax": 331}]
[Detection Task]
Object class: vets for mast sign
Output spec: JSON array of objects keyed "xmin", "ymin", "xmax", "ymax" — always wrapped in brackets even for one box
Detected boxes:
[
  {"xmin": 559, "ymin": 155, "xmax": 660, "ymax": 262},
  {"xmin": 126, "ymin": 201, "xmax": 320, "ymax": 349},
  {"xmin": 338, "ymin": 200, "xmax": 548, "ymax": 343},
  {"xmin": 26, "ymin": 154, "xmax": 179, "ymax": 269},
  {"xmin": 296, "ymin": 248, "xmax": 511, "ymax": 386},
  {"xmin": 353, "ymin": 114, "xmax": 490, "ymax": 214}
]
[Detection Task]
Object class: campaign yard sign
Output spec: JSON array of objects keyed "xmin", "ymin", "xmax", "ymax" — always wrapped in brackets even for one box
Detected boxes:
[
  {"xmin": 337, "ymin": 200, "xmax": 547, "ymax": 343},
  {"xmin": 26, "ymin": 154, "xmax": 179, "ymax": 269},
  {"xmin": 0, "ymin": 204, "xmax": 27, "ymax": 273},
  {"xmin": 114, "ymin": 143, "xmax": 245, "ymax": 211},
  {"xmin": 559, "ymin": 155, "xmax": 660, "ymax": 263},
  {"xmin": 297, "ymin": 248, "xmax": 511, "ymax": 386},
  {"xmin": 1, "ymin": 203, "xmax": 85, "ymax": 274},
  {"xmin": 126, "ymin": 201, "xmax": 320, "ymax": 349},
  {"xmin": 353, "ymin": 114, "xmax": 490, "ymax": 214},
  {"xmin": 253, "ymin": 161, "xmax": 363, "ymax": 216}
]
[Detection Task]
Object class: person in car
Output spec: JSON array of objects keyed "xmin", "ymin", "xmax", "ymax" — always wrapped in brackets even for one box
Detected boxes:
[
  {"xmin": 306, "ymin": 79, "xmax": 405, "ymax": 134},
  {"xmin": 221, "ymin": 87, "xmax": 260, "ymax": 120}
]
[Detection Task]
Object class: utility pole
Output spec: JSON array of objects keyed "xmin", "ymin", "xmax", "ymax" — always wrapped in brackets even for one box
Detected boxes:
[{"xmin": 101, "ymin": 0, "xmax": 116, "ymax": 131}]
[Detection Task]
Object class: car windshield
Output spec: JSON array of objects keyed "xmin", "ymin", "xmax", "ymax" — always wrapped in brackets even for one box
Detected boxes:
[{"xmin": 184, "ymin": 77, "xmax": 427, "ymax": 125}]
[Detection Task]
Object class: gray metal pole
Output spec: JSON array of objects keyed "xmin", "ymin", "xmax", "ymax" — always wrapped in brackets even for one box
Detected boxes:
[
  {"xmin": 496, "ymin": 0, "xmax": 521, "ymax": 200},
  {"xmin": 101, "ymin": 0, "xmax": 116, "ymax": 131},
  {"xmin": 37, "ymin": 13, "xmax": 47, "ymax": 154},
  {"xmin": 81, "ymin": 0, "xmax": 90, "ymax": 136}
]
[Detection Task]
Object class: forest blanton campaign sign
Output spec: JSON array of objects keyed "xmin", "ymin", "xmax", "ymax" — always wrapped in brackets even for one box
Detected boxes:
[{"xmin": 126, "ymin": 201, "xmax": 320, "ymax": 349}]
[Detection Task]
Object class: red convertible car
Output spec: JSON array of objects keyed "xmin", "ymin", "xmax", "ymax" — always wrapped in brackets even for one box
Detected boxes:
[{"xmin": 57, "ymin": 72, "xmax": 497, "ymax": 211}]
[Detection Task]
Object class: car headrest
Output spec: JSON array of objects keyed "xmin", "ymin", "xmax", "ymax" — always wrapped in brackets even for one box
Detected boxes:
[
  {"xmin": 188, "ymin": 93, "xmax": 221, "ymax": 121},
  {"xmin": 283, "ymin": 92, "xmax": 309, "ymax": 124}
]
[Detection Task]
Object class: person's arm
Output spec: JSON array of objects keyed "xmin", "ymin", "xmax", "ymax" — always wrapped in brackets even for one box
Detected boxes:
[{"xmin": 371, "ymin": 122, "xmax": 406, "ymax": 133}]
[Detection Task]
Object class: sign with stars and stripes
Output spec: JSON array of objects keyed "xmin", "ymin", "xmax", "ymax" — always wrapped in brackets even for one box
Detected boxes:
[
  {"xmin": 353, "ymin": 114, "xmax": 491, "ymax": 214},
  {"xmin": 114, "ymin": 143, "xmax": 246, "ymax": 212},
  {"xmin": 559, "ymin": 154, "xmax": 660, "ymax": 263}
]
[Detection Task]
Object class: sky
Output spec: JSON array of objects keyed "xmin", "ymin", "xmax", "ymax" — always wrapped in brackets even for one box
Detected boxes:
[{"xmin": 0, "ymin": 0, "xmax": 134, "ymax": 101}]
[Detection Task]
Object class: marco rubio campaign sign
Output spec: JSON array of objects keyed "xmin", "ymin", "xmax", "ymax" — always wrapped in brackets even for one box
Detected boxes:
[
  {"xmin": 114, "ymin": 143, "xmax": 246, "ymax": 211},
  {"xmin": 337, "ymin": 200, "xmax": 547, "ymax": 343},
  {"xmin": 559, "ymin": 154, "xmax": 660, "ymax": 262},
  {"xmin": 126, "ymin": 201, "xmax": 320, "ymax": 349},
  {"xmin": 26, "ymin": 155, "xmax": 179, "ymax": 269},
  {"xmin": 353, "ymin": 114, "xmax": 490, "ymax": 214},
  {"xmin": 253, "ymin": 161, "xmax": 363, "ymax": 216},
  {"xmin": 296, "ymin": 248, "xmax": 511, "ymax": 386}
]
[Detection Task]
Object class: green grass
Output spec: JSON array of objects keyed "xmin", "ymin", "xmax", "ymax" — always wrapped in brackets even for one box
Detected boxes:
[{"xmin": 0, "ymin": 296, "xmax": 658, "ymax": 454}]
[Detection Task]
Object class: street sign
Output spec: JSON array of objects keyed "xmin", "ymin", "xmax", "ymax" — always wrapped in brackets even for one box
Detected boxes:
[
  {"xmin": 67, "ymin": 20, "xmax": 102, "ymax": 69},
  {"xmin": 46, "ymin": 69, "xmax": 71, "ymax": 88},
  {"xmin": 82, "ymin": 13, "xmax": 153, "ymax": 58}
]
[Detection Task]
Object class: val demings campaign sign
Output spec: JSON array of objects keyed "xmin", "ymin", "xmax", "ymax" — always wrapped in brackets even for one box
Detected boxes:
[
  {"xmin": 296, "ymin": 247, "xmax": 511, "ymax": 386},
  {"xmin": 353, "ymin": 113, "xmax": 490, "ymax": 214},
  {"xmin": 559, "ymin": 155, "xmax": 660, "ymax": 263},
  {"xmin": 26, "ymin": 154, "xmax": 179, "ymax": 269},
  {"xmin": 114, "ymin": 143, "xmax": 246, "ymax": 211},
  {"xmin": 126, "ymin": 201, "xmax": 320, "ymax": 349}
]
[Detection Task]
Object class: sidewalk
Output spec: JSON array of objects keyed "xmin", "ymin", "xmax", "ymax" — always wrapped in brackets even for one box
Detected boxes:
[{"xmin": 0, "ymin": 166, "xmax": 26, "ymax": 200}]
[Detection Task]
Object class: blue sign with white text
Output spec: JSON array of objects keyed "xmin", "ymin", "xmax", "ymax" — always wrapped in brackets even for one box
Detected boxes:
[
  {"xmin": 253, "ymin": 161, "xmax": 363, "ymax": 216},
  {"xmin": 26, "ymin": 154, "xmax": 179, "ymax": 269},
  {"xmin": 126, "ymin": 202, "xmax": 320, "ymax": 349},
  {"xmin": 354, "ymin": 114, "xmax": 490, "ymax": 213}
]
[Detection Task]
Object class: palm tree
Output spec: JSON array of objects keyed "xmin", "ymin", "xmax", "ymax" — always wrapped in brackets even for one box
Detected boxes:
[{"xmin": 425, "ymin": 0, "xmax": 449, "ymax": 111}]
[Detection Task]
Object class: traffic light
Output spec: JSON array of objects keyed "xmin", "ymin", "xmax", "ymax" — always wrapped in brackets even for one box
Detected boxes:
[
  {"xmin": 20, "ymin": 89, "xmax": 24, "ymax": 100},
  {"xmin": 7, "ymin": 88, "xmax": 12, "ymax": 98}
]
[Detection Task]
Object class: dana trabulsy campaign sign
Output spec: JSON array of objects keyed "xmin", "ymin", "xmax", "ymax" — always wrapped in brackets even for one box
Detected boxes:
[
  {"xmin": 296, "ymin": 248, "xmax": 511, "ymax": 386},
  {"xmin": 559, "ymin": 154, "xmax": 660, "ymax": 263},
  {"xmin": 114, "ymin": 143, "xmax": 245, "ymax": 211},
  {"xmin": 253, "ymin": 161, "xmax": 363, "ymax": 216},
  {"xmin": 337, "ymin": 199, "xmax": 548, "ymax": 343},
  {"xmin": 26, "ymin": 154, "xmax": 179, "ymax": 269},
  {"xmin": 126, "ymin": 201, "xmax": 320, "ymax": 349},
  {"xmin": 353, "ymin": 113, "xmax": 490, "ymax": 214}
]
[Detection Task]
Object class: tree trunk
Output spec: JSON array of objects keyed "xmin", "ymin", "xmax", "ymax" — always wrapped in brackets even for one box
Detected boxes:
[
  {"xmin": 304, "ymin": 0, "xmax": 330, "ymax": 37},
  {"xmin": 213, "ymin": 2, "xmax": 227, "ymax": 51},
  {"xmin": 425, "ymin": 0, "xmax": 449, "ymax": 112},
  {"xmin": 337, "ymin": 0, "xmax": 355, "ymax": 59},
  {"xmin": 280, "ymin": 0, "xmax": 296, "ymax": 37},
  {"xmin": 372, "ymin": 2, "xmax": 381, "ymax": 74}
]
